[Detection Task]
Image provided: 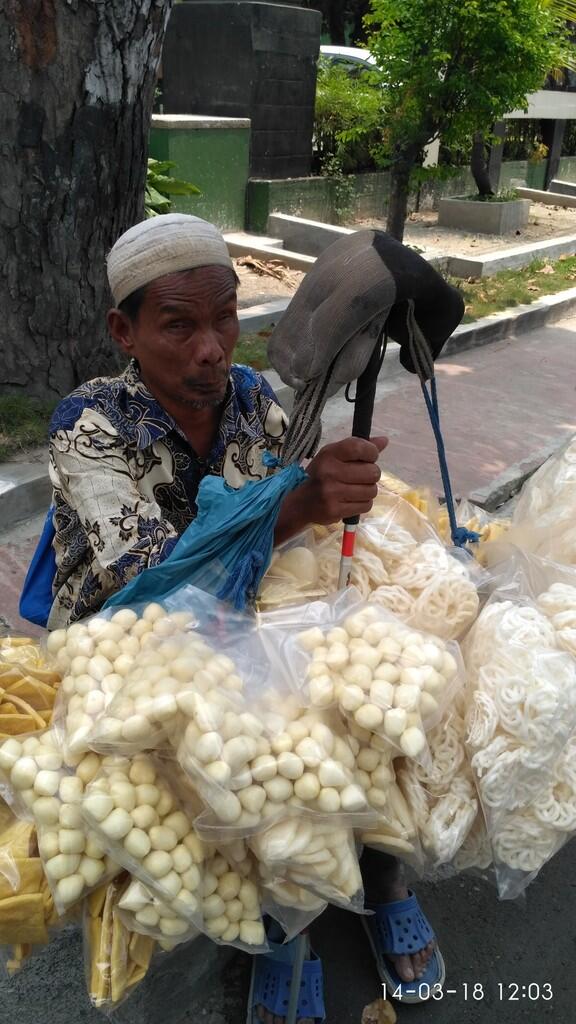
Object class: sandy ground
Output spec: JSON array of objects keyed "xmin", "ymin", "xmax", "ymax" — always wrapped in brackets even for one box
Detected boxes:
[
  {"xmin": 234, "ymin": 204, "xmax": 576, "ymax": 308},
  {"xmin": 234, "ymin": 258, "xmax": 305, "ymax": 308},
  {"xmin": 360, "ymin": 202, "xmax": 576, "ymax": 257}
]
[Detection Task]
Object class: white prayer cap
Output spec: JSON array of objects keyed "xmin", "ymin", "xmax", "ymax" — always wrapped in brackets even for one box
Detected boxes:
[{"xmin": 107, "ymin": 213, "xmax": 234, "ymax": 306}]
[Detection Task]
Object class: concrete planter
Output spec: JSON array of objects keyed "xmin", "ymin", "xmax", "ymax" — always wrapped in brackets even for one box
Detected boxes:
[{"xmin": 438, "ymin": 195, "xmax": 530, "ymax": 234}]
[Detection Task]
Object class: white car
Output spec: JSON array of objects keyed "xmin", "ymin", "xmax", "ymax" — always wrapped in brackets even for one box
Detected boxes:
[{"xmin": 319, "ymin": 45, "xmax": 377, "ymax": 75}]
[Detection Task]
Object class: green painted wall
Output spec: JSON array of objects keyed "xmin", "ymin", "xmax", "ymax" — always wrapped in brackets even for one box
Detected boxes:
[
  {"xmin": 246, "ymin": 161, "xmax": 543, "ymax": 232},
  {"xmin": 499, "ymin": 159, "xmax": 546, "ymax": 190},
  {"xmin": 558, "ymin": 156, "xmax": 576, "ymax": 181},
  {"xmin": 246, "ymin": 172, "xmax": 392, "ymax": 232},
  {"xmin": 149, "ymin": 124, "xmax": 250, "ymax": 231}
]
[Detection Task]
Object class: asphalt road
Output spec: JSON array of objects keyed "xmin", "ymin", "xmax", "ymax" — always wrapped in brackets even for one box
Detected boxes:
[{"xmin": 1, "ymin": 840, "xmax": 572, "ymax": 1024}]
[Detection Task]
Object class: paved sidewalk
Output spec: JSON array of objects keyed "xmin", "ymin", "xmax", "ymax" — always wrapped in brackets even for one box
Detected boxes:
[
  {"xmin": 322, "ymin": 316, "xmax": 576, "ymax": 504},
  {"xmin": 0, "ymin": 515, "xmax": 45, "ymax": 636}
]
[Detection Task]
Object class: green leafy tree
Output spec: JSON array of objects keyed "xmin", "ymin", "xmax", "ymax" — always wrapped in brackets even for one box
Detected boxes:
[{"xmin": 365, "ymin": 0, "xmax": 573, "ymax": 240}]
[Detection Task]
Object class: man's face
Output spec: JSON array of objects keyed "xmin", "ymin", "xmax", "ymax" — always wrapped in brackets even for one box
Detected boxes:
[{"xmin": 108, "ymin": 265, "xmax": 239, "ymax": 409}]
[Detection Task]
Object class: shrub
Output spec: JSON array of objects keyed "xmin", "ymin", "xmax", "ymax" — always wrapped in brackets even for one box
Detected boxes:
[
  {"xmin": 313, "ymin": 60, "xmax": 382, "ymax": 176},
  {"xmin": 145, "ymin": 159, "xmax": 201, "ymax": 218}
]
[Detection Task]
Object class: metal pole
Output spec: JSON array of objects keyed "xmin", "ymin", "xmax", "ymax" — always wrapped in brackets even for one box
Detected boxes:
[
  {"xmin": 337, "ymin": 332, "xmax": 387, "ymax": 590},
  {"xmin": 285, "ymin": 932, "xmax": 308, "ymax": 1024}
]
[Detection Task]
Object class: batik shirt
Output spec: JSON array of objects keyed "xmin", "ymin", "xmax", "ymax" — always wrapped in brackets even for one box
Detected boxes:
[{"xmin": 47, "ymin": 360, "xmax": 287, "ymax": 628}]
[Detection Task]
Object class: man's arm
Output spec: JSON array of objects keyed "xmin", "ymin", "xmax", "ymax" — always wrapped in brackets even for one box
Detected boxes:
[
  {"xmin": 50, "ymin": 411, "xmax": 179, "ymax": 591},
  {"xmin": 275, "ymin": 436, "xmax": 387, "ymax": 545}
]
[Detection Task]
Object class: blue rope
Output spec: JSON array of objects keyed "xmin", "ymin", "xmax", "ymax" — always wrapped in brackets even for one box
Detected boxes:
[
  {"xmin": 218, "ymin": 550, "xmax": 265, "ymax": 609},
  {"xmin": 420, "ymin": 377, "xmax": 480, "ymax": 550}
]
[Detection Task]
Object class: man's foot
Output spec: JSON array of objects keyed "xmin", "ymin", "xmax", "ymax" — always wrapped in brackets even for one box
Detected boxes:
[
  {"xmin": 255, "ymin": 1008, "xmax": 313, "ymax": 1024},
  {"xmin": 248, "ymin": 927, "xmax": 325, "ymax": 1024},
  {"xmin": 362, "ymin": 887, "xmax": 445, "ymax": 1003},
  {"xmin": 381, "ymin": 883, "xmax": 435, "ymax": 983}
]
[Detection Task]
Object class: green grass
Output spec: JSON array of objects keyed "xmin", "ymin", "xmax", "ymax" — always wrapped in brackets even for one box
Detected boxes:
[
  {"xmin": 237, "ymin": 253, "xmax": 576, "ymax": 367},
  {"xmin": 454, "ymin": 253, "xmax": 576, "ymax": 323},
  {"xmin": 457, "ymin": 188, "xmax": 519, "ymax": 203},
  {"xmin": 235, "ymin": 330, "xmax": 272, "ymax": 371},
  {"xmin": 0, "ymin": 395, "xmax": 56, "ymax": 462}
]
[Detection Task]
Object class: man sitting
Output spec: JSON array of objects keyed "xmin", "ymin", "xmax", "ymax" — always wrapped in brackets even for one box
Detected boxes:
[{"xmin": 41, "ymin": 214, "xmax": 440, "ymax": 1021}]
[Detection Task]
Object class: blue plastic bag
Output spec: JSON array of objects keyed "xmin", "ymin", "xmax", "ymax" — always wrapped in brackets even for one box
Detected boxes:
[
  {"xmin": 104, "ymin": 462, "xmax": 307, "ymax": 613},
  {"xmin": 19, "ymin": 507, "xmax": 57, "ymax": 628}
]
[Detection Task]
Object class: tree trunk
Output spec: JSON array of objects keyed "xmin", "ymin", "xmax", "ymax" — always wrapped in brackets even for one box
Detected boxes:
[
  {"xmin": 0, "ymin": 0, "xmax": 173, "ymax": 399},
  {"xmin": 470, "ymin": 132, "xmax": 494, "ymax": 197},
  {"xmin": 386, "ymin": 143, "xmax": 420, "ymax": 242},
  {"xmin": 351, "ymin": 0, "xmax": 370, "ymax": 44},
  {"xmin": 327, "ymin": 0, "xmax": 347, "ymax": 44}
]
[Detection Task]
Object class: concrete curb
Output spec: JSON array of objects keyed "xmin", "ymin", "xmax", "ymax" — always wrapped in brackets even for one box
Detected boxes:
[
  {"xmin": 239, "ymin": 298, "xmax": 290, "ymax": 333},
  {"xmin": 444, "ymin": 284, "xmax": 576, "ymax": 357},
  {"xmin": 0, "ymin": 463, "xmax": 51, "ymax": 533},
  {"xmin": 468, "ymin": 437, "xmax": 568, "ymax": 511},
  {"xmin": 517, "ymin": 186, "xmax": 576, "ymax": 208},
  {"xmin": 447, "ymin": 232, "xmax": 576, "ymax": 278}
]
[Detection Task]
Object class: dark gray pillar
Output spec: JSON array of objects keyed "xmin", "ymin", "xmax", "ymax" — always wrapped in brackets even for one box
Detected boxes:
[
  {"xmin": 161, "ymin": 1, "xmax": 322, "ymax": 178},
  {"xmin": 542, "ymin": 118, "xmax": 567, "ymax": 188},
  {"xmin": 488, "ymin": 120, "xmax": 506, "ymax": 191}
]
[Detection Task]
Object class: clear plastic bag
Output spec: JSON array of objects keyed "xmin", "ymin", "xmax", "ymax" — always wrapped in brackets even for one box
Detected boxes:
[
  {"xmin": 84, "ymin": 875, "xmax": 157, "ymax": 1011},
  {"xmin": 462, "ymin": 560, "xmax": 576, "ymax": 898},
  {"xmin": 504, "ymin": 435, "xmax": 576, "ymax": 566},
  {"xmin": 116, "ymin": 823, "xmax": 268, "ymax": 953},
  {"xmin": 165, "ymin": 613, "xmax": 375, "ymax": 833},
  {"xmin": 312, "ymin": 492, "xmax": 480, "ymax": 639},
  {"xmin": 0, "ymin": 637, "xmax": 60, "ymax": 738},
  {"xmin": 0, "ymin": 729, "xmax": 120, "ymax": 913},
  {"xmin": 196, "ymin": 847, "xmax": 267, "ymax": 951},
  {"xmin": 188, "ymin": 702, "xmax": 376, "ymax": 839},
  {"xmin": 261, "ymin": 589, "xmax": 465, "ymax": 768},
  {"xmin": 444, "ymin": 500, "xmax": 511, "ymax": 565},
  {"xmin": 47, "ymin": 603, "xmax": 201, "ymax": 758},
  {"xmin": 260, "ymin": 888, "xmax": 327, "ymax": 942},
  {"xmin": 116, "ymin": 877, "xmax": 199, "ymax": 947},
  {"xmin": 0, "ymin": 804, "xmax": 57, "ymax": 951},
  {"xmin": 50, "ymin": 589, "xmax": 254, "ymax": 759},
  {"xmin": 397, "ymin": 711, "xmax": 479, "ymax": 869},
  {"xmin": 81, "ymin": 754, "xmax": 207, "ymax": 928},
  {"xmin": 87, "ymin": 631, "xmax": 245, "ymax": 757},
  {"xmin": 256, "ymin": 530, "xmax": 325, "ymax": 611},
  {"xmin": 250, "ymin": 818, "xmax": 364, "ymax": 912}
]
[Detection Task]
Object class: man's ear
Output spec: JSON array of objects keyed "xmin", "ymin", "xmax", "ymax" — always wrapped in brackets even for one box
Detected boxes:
[{"xmin": 107, "ymin": 309, "xmax": 136, "ymax": 357}]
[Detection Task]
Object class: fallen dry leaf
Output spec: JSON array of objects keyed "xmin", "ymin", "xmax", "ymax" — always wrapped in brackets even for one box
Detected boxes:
[
  {"xmin": 527, "ymin": 285, "xmax": 540, "ymax": 292},
  {"xmin": 537, "ymin": 265, "xmax": 555, "ymax": 274},
  {"xmin": 361, "ymin": 998, "xmax": 397, "ymax": 1024},
  {"xmin": 235, "ymin": 255, "xmax": 298, "ymax": 283}
]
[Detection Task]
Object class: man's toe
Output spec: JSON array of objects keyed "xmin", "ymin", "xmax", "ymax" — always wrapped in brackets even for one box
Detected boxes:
[
  {"xmin": 412, "ymin": 951, "xmax": 426, "ymax": 978},
  {"xmin": 393, "ymin": 954, "xmax": 415, "ymax": 982}
]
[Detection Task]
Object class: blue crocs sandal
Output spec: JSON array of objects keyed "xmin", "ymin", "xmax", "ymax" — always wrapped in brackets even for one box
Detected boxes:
[
  {"xmin": 247, "ymin": 927, "xmax": 326, "ymax": 1024},
  {"xmin": 362, "ymin": 891, "xmax": 446, "ymax": 1004}
]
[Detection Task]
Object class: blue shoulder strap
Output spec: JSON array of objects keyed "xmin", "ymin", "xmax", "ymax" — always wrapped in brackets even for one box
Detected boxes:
[{"xmin": 19, "ymin": 507, "xmax": 57, "ymax": 628}]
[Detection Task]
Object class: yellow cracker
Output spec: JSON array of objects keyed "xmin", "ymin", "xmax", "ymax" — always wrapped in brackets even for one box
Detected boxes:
[
  {"xmin": 0, "ymin": 714, "xmax": 39, "ymax": 735},
  {"xmin": 0, "ymin": 892, "xmax": 49, "ymax": 944},
  {"xmin": 128, "ymin": 930, "xmax": 155, "ymax": 969}
]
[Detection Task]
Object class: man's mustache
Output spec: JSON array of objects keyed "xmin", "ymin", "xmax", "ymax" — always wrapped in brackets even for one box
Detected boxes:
[{"xmin": 182, "ymin": 370, "xmax": 229, "ymax": 391}]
